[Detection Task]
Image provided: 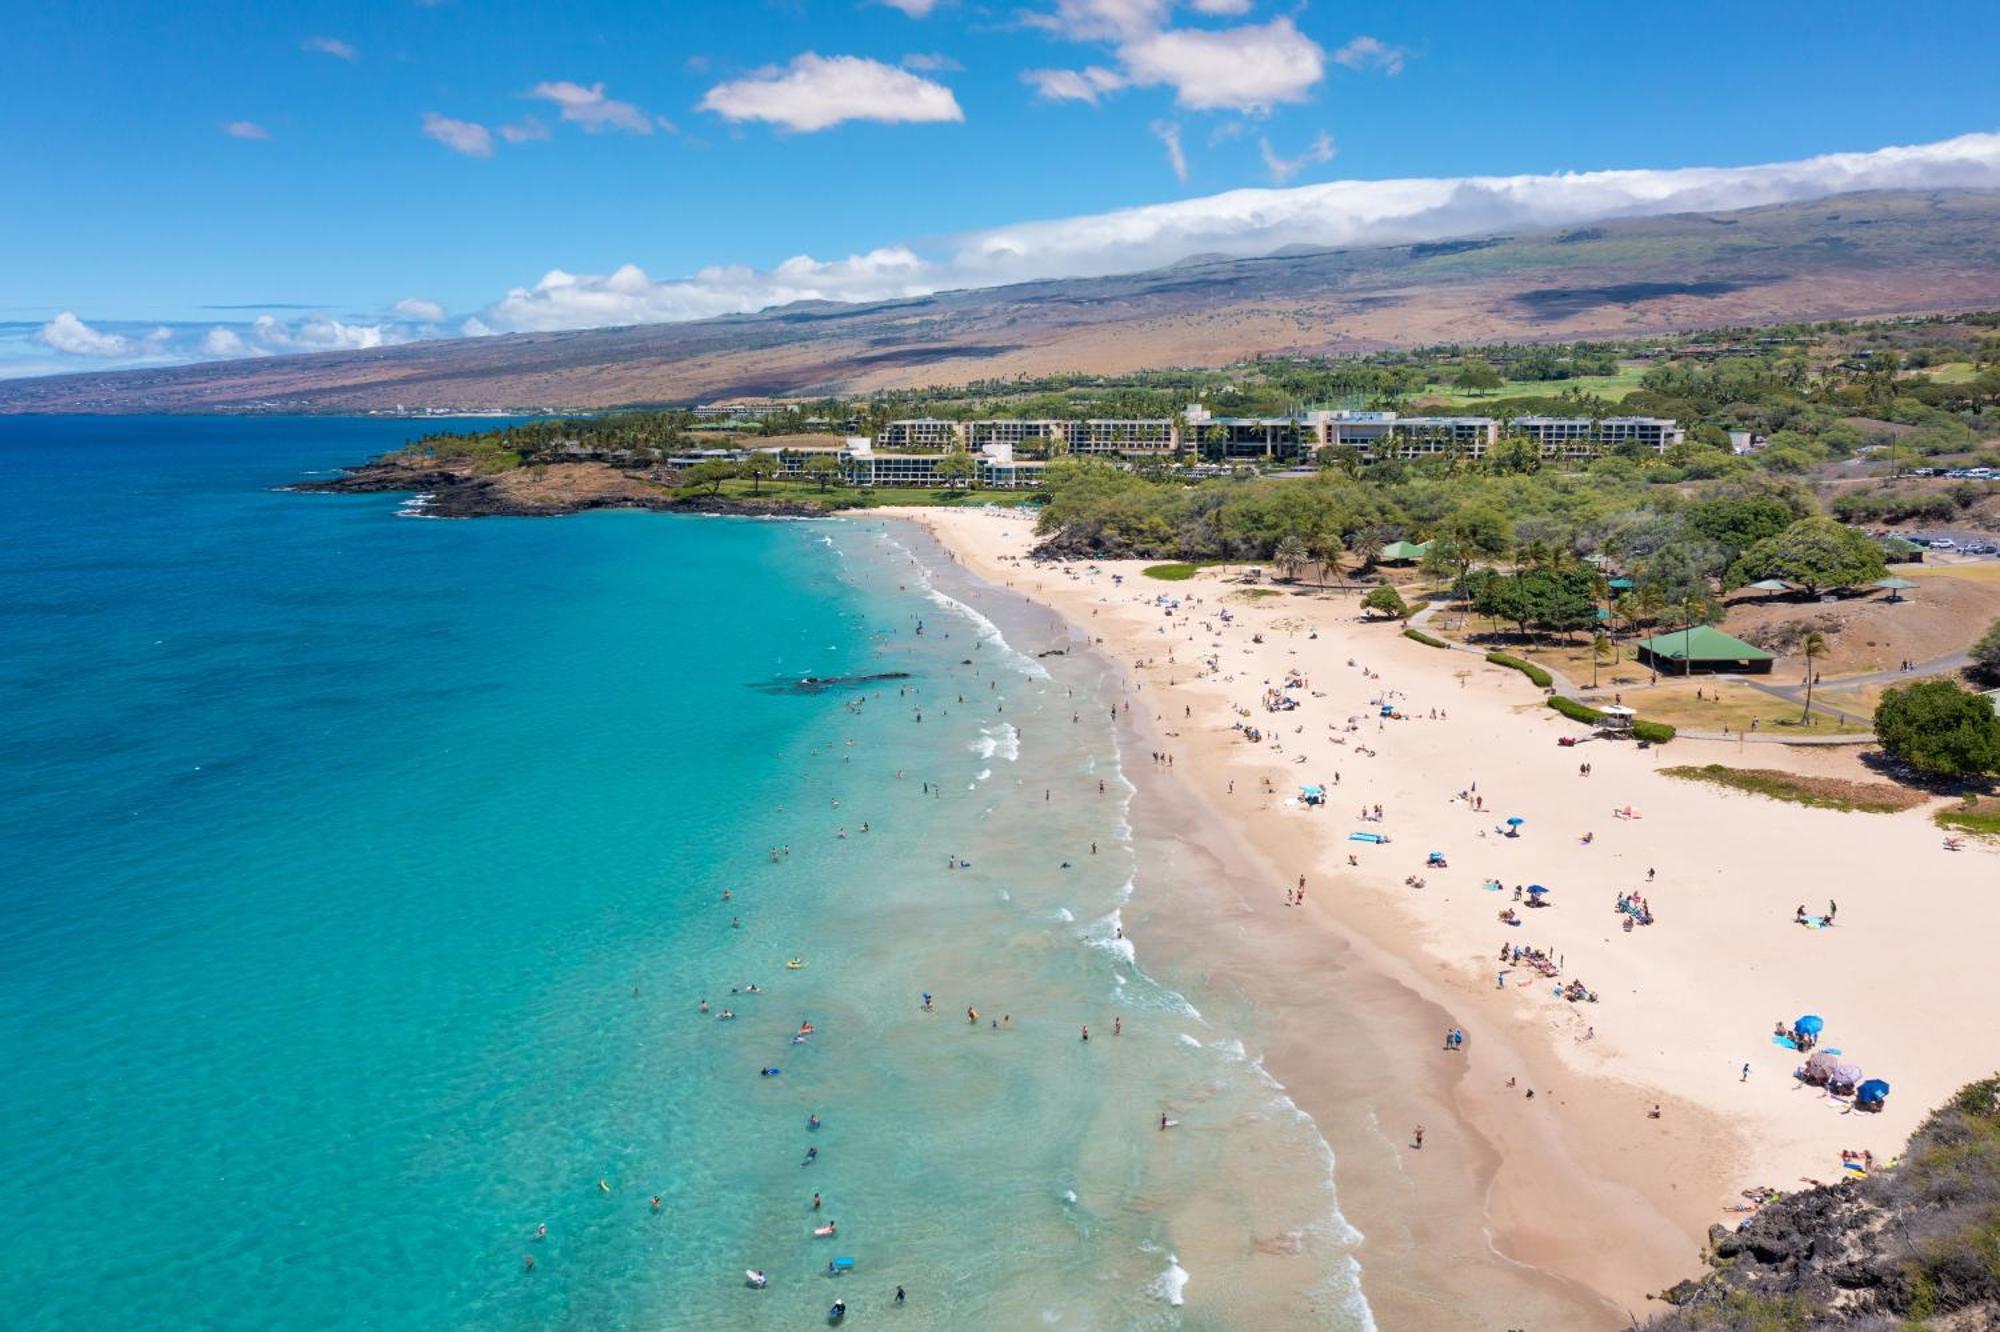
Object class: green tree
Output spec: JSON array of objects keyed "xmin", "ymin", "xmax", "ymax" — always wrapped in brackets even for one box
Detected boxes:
[
  {"xmin": 1973, "ymin": 618, "xmax": 2000, "ymax": 683},
  {"xmin": 683, "ymin": 459, "xmax": 736, "ymax": 496},
  {"xmin": 803, "ymin": 454, "xmax": 843, "ymax": 494},
  {"xmin": 1873, "ymin": 679, "xmax": 2000, "ymax": 780},
  {"xmin": 1798, "ymin": 630, "xmax": 1828, "ymax": 724},
  {"xmin": 1442, "ymin": 506, "xmax": 1512, "ymax": 561},
  {"xmin": 1730, "ymin": 517, "xmax": 1887, "ymax": 596},
  {"xmin": 1487, "ymin": 435, "xmax": 1542, "ymax": 474},
  {"xmin": 1455, "ymin": 358, "xmax": 1503, "ymax": 394},
  {"xmin": 933, "ymin": 452, "xmax": 976, "ymax": 490},
  {"xmin": 1361, "ymin": 584, "xmax": 1409, "ymax": 619},
  {"xmin": 1273, "ymin": 534, "xmax": 1311, "ymax": 582},
  {"xmin": 741, "ymin": 452, "xmax": 779, "ymax": 495}
]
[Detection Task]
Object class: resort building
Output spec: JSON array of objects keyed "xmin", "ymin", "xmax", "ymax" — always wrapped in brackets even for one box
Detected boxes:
[
  {"xmin": 1067, "ymin": 419, "xmax": 1180, "ymax": 455},
  {"xmin": 1304, "ymin": 410, "xmax": 1499, "ymax": 458},
  {"xmin": 966, "ymin": 419, "xmax": 1068, "ymax": 456},
  {"xmin": 1507, "ymin": 416, "xmax": 1684, "ymax": 456},
  {"xmin": 749, "ymin": 440, "xmax": 847, "ymax": 480},
  {"xmin": 1182, "ymin": 405, "xmax": 1305, "ymax": 459},
  {"xmin": 973, "ymin": 442, "xmax": 1049, "ymax": 489},
  {"xmin": 877, "ymin": 418, "xmax": 963, "ymax": 451}
]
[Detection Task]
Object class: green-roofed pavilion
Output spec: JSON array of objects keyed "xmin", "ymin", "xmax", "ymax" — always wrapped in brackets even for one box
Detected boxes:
[
  {"xmin": 1379, "ymin": 540, "xmax": 1430, "ymax": 563},
  {"xmin": 1635, "ymin": 625, "xmax": 1776, "ymax": 674}
]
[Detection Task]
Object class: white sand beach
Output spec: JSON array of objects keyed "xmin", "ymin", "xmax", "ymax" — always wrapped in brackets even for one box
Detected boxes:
[{"xmin": 898, "ymin": 503, "xmax": 1999, "ymax": 1323}]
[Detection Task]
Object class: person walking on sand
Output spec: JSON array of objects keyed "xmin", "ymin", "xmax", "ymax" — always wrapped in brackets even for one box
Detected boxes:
[
  {"xmin": 1741, "ymin": 1063, "xmax": 1751, "ymax": 1082},
  {"xmin": 1413, "ymin": 1125, "xmax": 1424, "ymax": 1149}
]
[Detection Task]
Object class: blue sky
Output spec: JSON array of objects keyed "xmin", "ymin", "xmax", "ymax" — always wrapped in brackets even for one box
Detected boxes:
[{"xmin": 6, "ymin": 0, "xmax": 1999, "ymax": 376}]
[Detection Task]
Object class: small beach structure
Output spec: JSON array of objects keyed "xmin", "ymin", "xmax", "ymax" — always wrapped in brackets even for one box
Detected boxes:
[
  {"xmin": 1634, "ymin": 625, "xmax": 1776, "ymax": 675},
  {"xmin": 1746, "ymin": 578, "xmax": 1794, "ymax": 597},
  {"xmin": 1378, "ymin": 540, "xmax": 1430, "ymax": 564},
  {"xmin": 1595, "ymin": 704, "xmax": 1636, "ymax": 737},
  {"xmin": 1871, "ymin": 576, "xmax": 1917, "ymax": 604}
]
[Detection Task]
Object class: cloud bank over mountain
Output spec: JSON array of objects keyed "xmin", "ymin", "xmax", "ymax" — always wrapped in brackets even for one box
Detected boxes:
[
  {"xmin": 9, "ymin": 132, "xmax": 1999, "ymax": 377},
  {"xmin": 481, "ymin": 132, "xmax": 2000, "ymax": 330}
]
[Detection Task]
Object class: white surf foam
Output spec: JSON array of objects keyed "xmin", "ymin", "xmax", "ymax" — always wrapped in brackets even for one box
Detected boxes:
[{"xmin": 1144, "ymin": 1254, "xmax": 1189, "ymax": 1307}]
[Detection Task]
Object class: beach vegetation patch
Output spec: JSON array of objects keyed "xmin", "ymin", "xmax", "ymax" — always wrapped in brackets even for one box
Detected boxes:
[
  {"xmin": 1486, "ymin": 651, "xmax": 1553, "ymax": 688},
  {"xmin": 1143, "ymin": 562, "xmax": 1202, "ymax": 581},
  {"xmin": 1659, "ymin": 764, "xmax": 1922, "ymax": 813},
  {"xmin": 1402, "ymin": 627, "xmax": 1449, "ymax": 649},
  {"xmin": 1935, "ymin": 798, "xmax": 2000, "ymax": 839}
]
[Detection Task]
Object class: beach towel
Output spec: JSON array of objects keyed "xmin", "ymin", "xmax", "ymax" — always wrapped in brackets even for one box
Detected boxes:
[{"xmin": 1772, "ymin": 1035, "xmax": 1799, "ymax": 1050}]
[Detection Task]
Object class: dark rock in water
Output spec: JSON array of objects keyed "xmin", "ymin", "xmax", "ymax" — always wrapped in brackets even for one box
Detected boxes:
[
  {"xmin": 1036, "ymin": 648, "xmax": 1067, "ymax": 658},
  {"xmin": 750, "ymin": 671, "xmax": 912, "ymax": 695}
]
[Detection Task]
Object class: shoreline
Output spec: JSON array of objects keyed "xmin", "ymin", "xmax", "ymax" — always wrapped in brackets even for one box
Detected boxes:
[{"xmin": 888, "ymin": 503, "xmax": 2000, "ymax": 1327}]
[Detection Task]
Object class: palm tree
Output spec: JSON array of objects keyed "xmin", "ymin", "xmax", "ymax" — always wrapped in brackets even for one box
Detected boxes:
[
  {"xmin": 1310, "ymin": 531, "xmax": 1345, "ymax": 587},
  {"xmin": 1591, "ymin": 632, "xmax": 1613, "ymax": 689},
  {"xmin": 1273, "ymin": 534, "xmax": 1310, "ymax": 583},
  {"xmin": 1799, "ymin": 631, "xmax": 1828, "ymax": 724}
]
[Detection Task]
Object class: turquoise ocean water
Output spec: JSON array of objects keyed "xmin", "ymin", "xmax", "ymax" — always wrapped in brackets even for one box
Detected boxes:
[{"xmin": 0, "ymin": 417, "xmax": 1369, "ymax": 1330}]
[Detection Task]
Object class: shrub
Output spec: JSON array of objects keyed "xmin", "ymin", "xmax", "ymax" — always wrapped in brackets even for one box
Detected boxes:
[
  {"xmin": 1402, "ymin": 628, "xmax": 1448, "ymax": 649},
  {"xmin": 1547, "ymin": 696, "xmax": 1603, "ymax": 723},
  {"xmin": 1142, "ymin": 562, "xmax": 1199, "ymax": 581},
  {"xmin": 1874, "ymin": 679, "xmax": 2000, "ymax": 779},
  {"xmin": 1486, "ymin": 651, "xmax": 1553, "ymax": 688},
  {"xmin": 1632, "ymin": 719, "xmax": 1678, "ymax": 743}
]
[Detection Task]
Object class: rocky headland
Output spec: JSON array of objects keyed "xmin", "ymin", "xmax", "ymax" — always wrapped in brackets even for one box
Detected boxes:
[{"xmin": 290, "ymin": 454, "xmax": 824, "ymax": 520}]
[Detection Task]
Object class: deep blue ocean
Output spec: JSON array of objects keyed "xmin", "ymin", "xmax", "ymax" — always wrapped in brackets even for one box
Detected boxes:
[{"xmin": 0, "ymin": 417, "xmax": 1365, "ymax": 1330}]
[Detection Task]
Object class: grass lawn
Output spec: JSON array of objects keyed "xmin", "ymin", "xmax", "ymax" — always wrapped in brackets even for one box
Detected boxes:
[
  {"xmin": 1615, "ymin": 681, "xmax": 1871, "ymax": 735},
  {"xmin": 1415, "ymin": 362, "xmax": 1650, "ymax": 411},
  {"xmin": 1916, "ymin": 362, "xmax": 1982, "ymax": 385},
  {"xmin": 1661, "ymin": 764, "xmax": 1924, "ymax": 813}
]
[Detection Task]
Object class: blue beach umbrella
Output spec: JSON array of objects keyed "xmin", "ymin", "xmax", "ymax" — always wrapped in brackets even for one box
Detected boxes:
[
  {"xmin": 1795, "ymin": 1014, "xmax": 1825, "ymax": 1036},
  {"xmin": 1857, "ymin": 1079, "xmax": 1890, "ymax": 1103},
  {"xmin": 1506, "ymin": 816, "xmax": 1525, "ymax": 826},
  {"xmin": 1526, "ymin": 884, "xmax": 1550, "ymax": 895}
]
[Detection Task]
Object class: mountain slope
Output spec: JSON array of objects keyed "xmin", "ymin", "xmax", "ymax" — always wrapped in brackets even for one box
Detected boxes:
[{"xmin": 6, "ymin": 189, "xmax": 1998, "ymax": 414}]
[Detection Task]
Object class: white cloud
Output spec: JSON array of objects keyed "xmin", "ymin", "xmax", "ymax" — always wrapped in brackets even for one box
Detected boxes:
[
  {"xmin": 528, "ymin": 80, "xmax": 659, "ymax": 135},
  {"xmin": 223, "ymin": 120, "xmax": 272, "ymax": 140},
  {"xmin": 467, "ymin": 132, "xmax": 2000, "ymax": 335},
  {"xmin": 1186, "ymin": 0, "xmax": 1251, "ymax": 12},
  {"xmin": 1022, "ymin": 65, "xmax": 1127, "ymax": 104},
  {"xmin": 902, "ymin": 52, "xmax": 963, "ymax": 72},
  {"xmin": 459, "ymin": 316, "xmax": 497, "ymax": 337},
  {"xmin": 201, "ymin": 327, "xmax": 254, "ymax": 357},
  {"xmin": 498, "ymin": 116, "xmax": 551, "ymax": 144},
  {"xmin": 1150, "ymin": 120, "xmax": 1188, "ymax": 184},
  {"xmin": 422, "ymin": 112, "xmax": 494, "ymax": 157},
  {"xmin": 1122, "ymin": 18, "xmax": 1324, "ymax": 113},
  {"xmin": 36, "ymin": 312, "xmax": 134, "ymax": 357},
  {"xmin": 1259, "ymin": 130, "xmax": 1335, "ymax": 183},
  {"xmin": 393, "ymin": 298, "xmax": 447, "ymax": 322},
  {"xmin": 878, "ymin": 0, "xmax": 940, "ymax": 14},
  {"xmin": 1332, "ymin": 35, "xmax": 1405, "ymax": 76},
  {"xmin": 251, "ymin": 315, "xmax": 401, "ymax": 353},
  {"xmin": 1024, "ymin": 0, "xmax": 1171, "ymax": 41},
  {"xmin": 302, "ymin": 35, "xmax": 359, "ymax": 62},
  {"xmin": 699, "ymin": 54, "xmax": 963, "ymax": 132}
]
